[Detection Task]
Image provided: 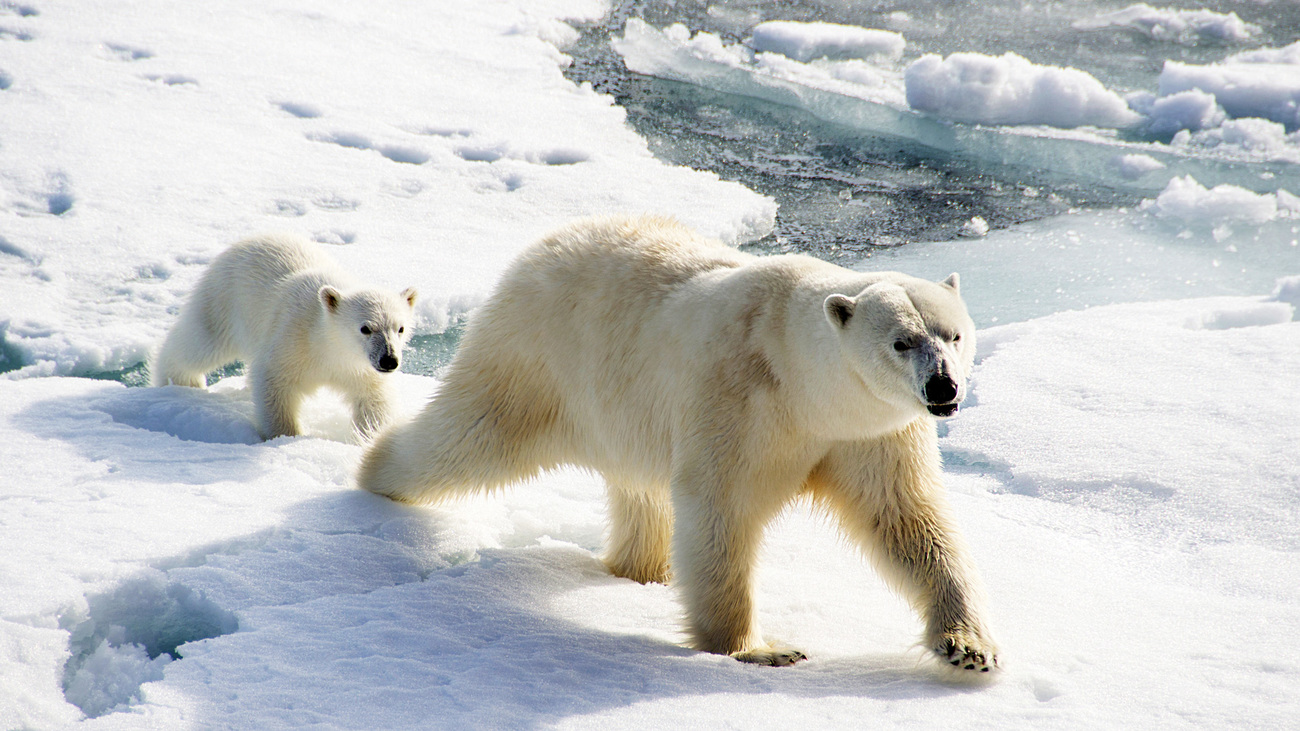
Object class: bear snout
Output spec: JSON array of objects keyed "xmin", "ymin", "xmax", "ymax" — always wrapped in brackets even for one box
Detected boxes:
[
  {"xmin": 924, "ymin": 374, "xmax": 959, "ymax": 405},
  {"xmin": 376, "ymin": 353, "xmax": 399, "ymax": 372}
]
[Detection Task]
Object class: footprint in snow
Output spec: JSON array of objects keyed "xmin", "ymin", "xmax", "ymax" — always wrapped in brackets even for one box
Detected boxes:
[{"xmin": 308, "ymin": 131, "xmax": 431, "ymax": 165}]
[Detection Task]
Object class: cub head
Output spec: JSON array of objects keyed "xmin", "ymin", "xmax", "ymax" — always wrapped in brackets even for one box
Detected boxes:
[
  {"xmin": 823, "ymin": 273, "xmax": 975, "ymax": 418},
  {"xmin": 319, "ymin": 285, "xmax": 419, "ymax": 374}
]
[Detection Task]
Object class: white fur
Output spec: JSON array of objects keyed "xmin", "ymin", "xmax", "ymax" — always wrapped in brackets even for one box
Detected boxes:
[
  {"xmin": 151, "ymin": 234, "xmax": 417, "ymax": 440},
  {"xmin": 358, "ymin": 215, "xmax": 996, "ymax": 671}
]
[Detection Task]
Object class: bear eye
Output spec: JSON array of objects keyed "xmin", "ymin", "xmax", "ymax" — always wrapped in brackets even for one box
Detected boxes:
[
  {"xmin": 952, "ymin": 334, "xmax": 962, "ymax": 343},
  {"xmin": 360, "ymin": 325, "xmax": 372, "ymax": 335},
  {"xmin": 893, "ymin": 340, "xmax": 910, "ymax": 352},
  {"xmin": 398, "ymin": 326, "xmax": 404, "ymax": 334}
]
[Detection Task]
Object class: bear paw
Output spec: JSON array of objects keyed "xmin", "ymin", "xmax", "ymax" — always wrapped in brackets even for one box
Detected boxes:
[
  {"xmin": 731, "ymin": 644, "xmax": 808, "ymax": 667},
  {"xmin": 935, "ymin": 633, "xmax": 998, "ymax": 673}
]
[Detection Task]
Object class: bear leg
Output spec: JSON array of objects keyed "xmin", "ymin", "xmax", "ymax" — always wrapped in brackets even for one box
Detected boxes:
[
  {"xmin": 357, "ymin": 360, "xmax": 565, "ymax": 504},
  {"xmin": 603, "ymin": 482, "xmax": 673, "ymax": 585},
  {"xmin": 250, "ymin": 362, "xmax": 304, "ymax": 440},
  {"xmin": 671, "ymin": 485, "xmax": 807, "ymax": 666},
  {"xmin": 350, "ymin": 380, "xmax": 395, "ymax": 440},
  {"xmin": 151, "ymin": 317, "xmax": 233, "ymax": 388},
  {"xmin": 811, "ymin": 420, "xmax": 999, "ymax": 673}
]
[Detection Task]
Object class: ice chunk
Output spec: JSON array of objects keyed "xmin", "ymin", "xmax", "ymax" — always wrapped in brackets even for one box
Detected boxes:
[
  {"xmin": 904, "ymin": 52, "xmax": 1143, "ymax": 129},
  {"xmin": 1112, "ymin": 153, "xmax": 1167, "ymax": 180},
  {"xmin": 1159, "ymin": 59, "xmax": 1300, "ymax": 131},
  {"xmin": 614, "ymin": 20, "xmax": 1295, "ymax": 193},
  {"xmin": 1171, "ymin": 118, "xmax": 1300, "ymax": 165},
  {"xmin": 1073, "ymin": 4, "xmax": 1260, "ymax": 45},
  {"xmin": 1227, "ymin": 40, "xmax": 1300, "ymax": 66},
  {"xmin": 749, "ymin": 21, "xmax": 904, "ymax": 63},
  {"xmin": 1273, "ymin": 275, "xmax": 1300, "ymax": 311},
  {"xmin": 1142, "ymin": 175, "xmax": 1296, "ymax": 227},
  {"xmin": 1138, "ymin": 89, "xmax": 1226, "ymax": 135},
  {"xmin": 959, "ymin": 216, "xmax": 990, "ymax": 237}
]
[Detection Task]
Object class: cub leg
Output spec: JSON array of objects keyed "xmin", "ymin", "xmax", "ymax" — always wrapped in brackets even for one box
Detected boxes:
[
  {"xmin": 250, "ymin": 359, "xmax": 304, "ymax": 440},
  {"xmin": 350, "ymin": 379, "xmax": 396, "ymax": 440},
  {"xmin": 603, "ymin": 481, "xmax": 673, "ymax": 585},
  {"xmin": 151, "ymin": 315, "xmax": 235, "ymax": 388},
  {"xmin": 810, "ymin": 419, "xmax": 998, "ymax": 673}
]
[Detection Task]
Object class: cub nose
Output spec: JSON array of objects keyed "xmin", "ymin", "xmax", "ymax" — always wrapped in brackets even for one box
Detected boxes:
[
  {"xmin": 377, "ymin": 354, "xmax": 399, "ymax": 372},
  {"xmin": 925, "ymin": 374, "xmax": 958, "ymax": 404}
]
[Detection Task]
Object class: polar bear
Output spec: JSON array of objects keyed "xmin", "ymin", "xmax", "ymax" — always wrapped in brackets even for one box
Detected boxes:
[
  {"xmin": 151, "ymin": 233, "xmax": 417, "ymax": 441},
  {"xmin": 358, "ymin": 215, "xmax": 997, "ymax": 672}
]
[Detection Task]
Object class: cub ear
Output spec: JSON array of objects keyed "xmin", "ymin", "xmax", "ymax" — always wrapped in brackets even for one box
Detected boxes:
[
  {"xmin": 824, "ymin": 293, "xmax": 856, "ymax": 329},
  {"xmin": 319, "ymin": 285, "xmax": 342, "ymax": 313},
  {"xmin": 942, "ymin": 273, "xmax": 960, "ymax": 294},
  {"xmin": 401, "ymin": 287, "xmax": 418, "ymax": 308}
]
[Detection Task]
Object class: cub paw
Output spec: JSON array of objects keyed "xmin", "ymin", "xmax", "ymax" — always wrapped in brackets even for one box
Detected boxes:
[
  {"xmin": 935, "ymin": 633, "xmax": 998, "ymax": 674},
  {"xmin": 731, "ymin": 645, "xmax": 808, "ymax": 667}
]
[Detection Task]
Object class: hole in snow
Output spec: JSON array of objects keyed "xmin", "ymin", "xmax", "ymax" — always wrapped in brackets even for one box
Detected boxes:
[
  {"xmin": 378, "ymin": 145, "xmax": 431, "ymax": 165},
  {"xmin": 60, "ymin": 575, "xmax": 238, "ymax": 718},
  {"xmin": 47, "ymin": 192, "xmax": 73, "ymax": 216},
  {"xmin": 275, "ymin": 100, "xmax": 322, "ymax": 118}
]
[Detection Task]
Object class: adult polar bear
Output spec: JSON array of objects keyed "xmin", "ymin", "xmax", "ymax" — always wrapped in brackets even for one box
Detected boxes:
[{"xmin": 360, "ymin": 215, "xmax": 997, "ymax": 672}]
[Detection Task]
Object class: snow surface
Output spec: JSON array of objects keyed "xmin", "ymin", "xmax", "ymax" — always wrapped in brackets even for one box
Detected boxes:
[
  {"xmin": 3, "ymin": 2, "xmax": 1300, "ymax": 729},
  {"xmin": 0, "ymin": 0, "xmax": 774, "ymax": 379}
]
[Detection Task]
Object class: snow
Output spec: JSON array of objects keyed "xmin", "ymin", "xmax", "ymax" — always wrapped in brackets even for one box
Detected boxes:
[
  {"xmin": 1112, "ymin": 152, "xmax": 1168, "ymax": 180},
  {"xmin": 904, "ymin": 52, "xmax": 1143, "ymax": 129},
  {"xmin": 3, "ymin": 1, "xmax": 1300, "ymax": 729},
  {"xmin": 0, "ymin": 0, "xmax": 775, "ymax": 379},
  {"xmin": 1142, "ymin": 175, "xmax": 1300, "ymax": 230},
  {"xmin": 748, "ymin": 21, "xmax": 905, "ymax": 63},
  {"xmin": 1158, "ymin": 49, "xmax": 1300, "ymax": 131},
  {"xmin": 1073, "ymin": 3, "xmax": 1261, "ymax": 45}
]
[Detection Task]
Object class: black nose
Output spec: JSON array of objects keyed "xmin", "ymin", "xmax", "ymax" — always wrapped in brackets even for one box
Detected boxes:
[
  {"xmin": 925, "ymin": 375, "xmax": 958, "ymax": 404},
  {"xmin": 377, "ymin": 354, "xmax": 399, "ymax": 372}
]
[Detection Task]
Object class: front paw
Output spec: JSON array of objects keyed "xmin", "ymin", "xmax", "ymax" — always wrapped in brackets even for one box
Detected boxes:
[
  {"xmin": 731, "ymin": 644, "xmax": 808, "ymax": 667},
  {"xmin": 935, "ymin": 631, "xmax": 998, "ymax": 673}
]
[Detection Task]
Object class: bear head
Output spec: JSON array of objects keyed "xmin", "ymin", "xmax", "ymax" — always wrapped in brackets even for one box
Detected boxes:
[
  {"xmin": 823, "ymin": 273, "xmax": 975, "ymax": 419},
  {"xmin": 319, "ymin": 285, "xmax": 419, "ymax": 374}
]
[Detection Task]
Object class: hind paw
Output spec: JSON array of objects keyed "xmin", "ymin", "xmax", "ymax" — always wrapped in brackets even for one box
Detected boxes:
[{"xmin": 731, "ymin": 644, "xmax": 808, "ymax": 667}]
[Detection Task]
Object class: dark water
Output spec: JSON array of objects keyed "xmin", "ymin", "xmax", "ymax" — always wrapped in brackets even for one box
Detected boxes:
[{"xmin": 562, "ymin": 0, "xmax": 1145, "ymax": 260}]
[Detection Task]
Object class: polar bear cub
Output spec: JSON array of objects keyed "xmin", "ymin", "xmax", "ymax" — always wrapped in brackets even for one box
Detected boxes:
[
  {"xmin": 152, "ymin": 233, "xmax": 417, "ymax": 440},
  {"xmin": 358, "ymin": 215, "xmax": 997, "ymax": 672}
]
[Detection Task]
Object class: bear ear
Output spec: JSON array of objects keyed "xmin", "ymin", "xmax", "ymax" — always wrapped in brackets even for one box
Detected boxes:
[
  {"xmin": 942, "ymin": 273, "xmax": 960, "ymax": 294},
  {"xmin": 401, "ymin": 287, "xmax": 418, "ymax": 308},
  {"xmin": 824, "ymin": 293, "xmax": 856, "ymax": 329},
  {"xmin": 319, "ymin": 285, "xmax": 342, "ymax": 313}
]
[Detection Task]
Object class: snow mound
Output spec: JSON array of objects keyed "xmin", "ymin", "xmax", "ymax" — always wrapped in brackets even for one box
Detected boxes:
[
  {"xmin": 1159, "ymin": 47, "xmax": 1300, "ymax": 131},
  {"xmin": 1112, "ymin": 153, "xmax": 1167, "ymax": 180},
  {"xmin": 904, "ymin": 52, "xmax": 1143, "ymax": 128},
  {"xmin": 1133, "ymin": 88, "xmax": 1227, "ymax": 135},
  {"xmin": 749, "ymin": 21, "xmax": 904, "ymax": 63},
  {"xmin": 1273, "ymin": 275, "xmax": 1300, "ymax": 311},
  {"xmin": 1073, "ymin": 4, "xmax": 1260, "ymax": 45},
  {"xmin": 1142, "ymin": 175, "xmax": 1300, "ymax": 229},
  {"xmin": 95, "ymin": 383, "xmax": 261, "ymax": 445}
]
